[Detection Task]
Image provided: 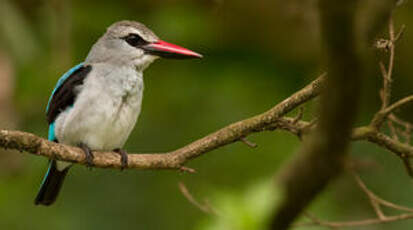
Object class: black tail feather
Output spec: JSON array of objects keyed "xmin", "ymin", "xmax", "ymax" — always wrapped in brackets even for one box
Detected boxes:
[{"xmin": 35, "ymin": 160, "xmax": 69, "ymax": 206}]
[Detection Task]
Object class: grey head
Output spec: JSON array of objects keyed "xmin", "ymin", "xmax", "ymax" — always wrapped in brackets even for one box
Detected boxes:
[{"xmin": 85, "ymin": 20, "xmax": 202, "ymax": 71}]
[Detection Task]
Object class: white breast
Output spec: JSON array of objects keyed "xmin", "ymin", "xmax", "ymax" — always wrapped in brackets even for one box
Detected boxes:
[{"xmin": 54, "ymin": 64, "xmax": 144, "ymax": 151}]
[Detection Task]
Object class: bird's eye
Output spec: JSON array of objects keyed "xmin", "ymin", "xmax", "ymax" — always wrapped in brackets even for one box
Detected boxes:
[{"xmin": 123, "ymin": 33, "xmax": 147, "ymax": 47}]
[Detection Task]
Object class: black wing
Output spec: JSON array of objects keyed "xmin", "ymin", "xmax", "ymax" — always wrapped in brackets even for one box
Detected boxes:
[{"xmin": 46, "ymin": 65, "xmax": 92, "ymax": 124}]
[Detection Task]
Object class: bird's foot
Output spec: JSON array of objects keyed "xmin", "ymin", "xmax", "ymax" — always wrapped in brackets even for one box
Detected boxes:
[
  {"xmin": 113, "ymin": 148, "xmax": 128, "ymax": 170},
  {"xmin": 79, "ymin": 143, "xmax": 94, "ymax": 169}
]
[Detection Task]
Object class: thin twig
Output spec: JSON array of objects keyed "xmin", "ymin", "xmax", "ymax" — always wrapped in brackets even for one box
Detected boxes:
[
  {"xmin": 401, "ymin": 158, "xmax": 413, "ymax": 178},
  {"xmin": 178, "ymin": 182, "xmax": 218, "ymax": 215},
  {"xmin": 372, "ymin": 95, "xmax": 413, "ymax": 128},
  {"xmin": 352, "ymin": 172, "xmax": 386, "ymax": 219},
  {"xmin": 382, "ymin": 95, "xmax": 413, "ymax": 116},
  {"xmin": 379, "ymin": 16, "xmax": 395, "ymax": 110},
  {"xmin": 387, "ymin": 120, "xmax": 400, "ymax": 141},
  {"xmin": 292, "ymin": 107, "xmax": 304, "ymax": 124},
  {"xmin": 372, "ymin": 16, "xmax": 410, "ymax": 129},
  {"xmin": 389, "ymin": 114, "xmax": 412, "ymax": 144},
  {"xmin": 295, "ymin": 213, "xmax": 413, "ymax": 228},
  {"xmin": 240, "ymin": 137, "xmax": 258, "ymax": 148},
  {"xmin": 353, "ymin": 173, "xmax": 413, "ymax": 213},
  {"xmin": 294, "ymin": 173, "xmax": 413, "ymax": 228},
  {"xmin": 394, "ymin": 24, "xmax": 406, "ymax": 42},
  {"xmin": 389, "ymin": 114, "xmax": 413, "ymax": 130},
  {"xmin": 179, "ymin": 166, "xmax": 196, "ymax": 174}
]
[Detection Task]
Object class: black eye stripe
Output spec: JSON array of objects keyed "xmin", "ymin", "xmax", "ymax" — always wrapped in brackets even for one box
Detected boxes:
[{"xmin": 122, "ymin": 33, "xmax": 147, "ymax": 47}]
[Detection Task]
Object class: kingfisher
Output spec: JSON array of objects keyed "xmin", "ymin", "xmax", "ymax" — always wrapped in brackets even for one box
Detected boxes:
[{"xmin": 35, "ymin": 20, "xmax": 202, "ymax": 206}]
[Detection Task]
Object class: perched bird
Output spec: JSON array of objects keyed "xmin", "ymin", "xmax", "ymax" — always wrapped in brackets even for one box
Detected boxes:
[{"xmin": 35, "ymin": 20, "xmax": 202, "ymax": 206}]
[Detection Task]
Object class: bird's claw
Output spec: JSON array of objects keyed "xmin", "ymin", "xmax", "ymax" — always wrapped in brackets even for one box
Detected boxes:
[
  {"xmin": 114, "ymin": 148, "xmax": 128, "ymax": 170},
  {"xmin": 79, "ymin": 143, "xmax": 94, "ymax": 169}
]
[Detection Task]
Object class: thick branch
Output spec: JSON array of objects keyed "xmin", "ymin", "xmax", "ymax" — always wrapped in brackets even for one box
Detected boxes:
[
  {"xmin": 270, "ymin": 1, "xmax": 362, "ymax": 229},
  {"xmin": 1, "ymin": 117, "xmax": 411, "ymax": 171},
  {"xmin": 0, "ymin": 73, "xmax": 408, "ymax": 171},
  {"xmin": 0, "ymin": 77, "xmax": 324, "ymax": 170}
]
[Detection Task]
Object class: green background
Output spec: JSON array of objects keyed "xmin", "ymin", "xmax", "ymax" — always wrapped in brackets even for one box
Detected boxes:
[{"xmin": 0, "ymin": 0, "xmax": 412, "ymax": 229}]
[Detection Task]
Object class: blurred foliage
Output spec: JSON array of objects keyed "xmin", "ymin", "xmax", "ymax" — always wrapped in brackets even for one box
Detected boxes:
[
  {"xmin": 0, "ymin": 0, "xmax": 412, "ymax": 229},
  {"xmin": 197, "ymin": 179, "xmax": 280, "ymax": 230}
]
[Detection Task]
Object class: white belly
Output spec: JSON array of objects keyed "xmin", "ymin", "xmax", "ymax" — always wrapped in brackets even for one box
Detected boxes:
[{"xmin": 54, "ymin": 65, "xmax": 143, "ymax": 151}]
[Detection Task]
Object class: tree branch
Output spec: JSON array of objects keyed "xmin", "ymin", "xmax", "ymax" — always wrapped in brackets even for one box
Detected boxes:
[
  {"xmin": 275, "ymin": 118, "xmax": 413, "ymax": 159},
  {"xmin": 0, "ymin": 76, "xmax": 324, "ymax": 170},
  {"xmin": 372, "ymin": 95, "xmax": 413, "ymax": 128},
  {"xmin": 270, "ymin": 1, "xmax": 362, "ymax": 228},
  {"xmin": 294, "ymin": 172, "xmax": 413, "ymax": 229},
  {"xmin": 372, "ymin": 18, "xmax": 411, "ymax": 129},
  {"xmin": 178, "ymin": 182, "xmax": 219, "ymax": 215},
  {"xmin": 0, "ymin": 72, "xmax": 409, "ymax": 172}
]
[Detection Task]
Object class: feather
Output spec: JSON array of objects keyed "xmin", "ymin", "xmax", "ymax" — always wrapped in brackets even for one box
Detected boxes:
[
  {"xmin": 46, "ymin": 64, "xmax": 92, "ymax": 125},
  {"xmin": 34, "ymin": 160, "xmax": 70, "ymax": 206}
]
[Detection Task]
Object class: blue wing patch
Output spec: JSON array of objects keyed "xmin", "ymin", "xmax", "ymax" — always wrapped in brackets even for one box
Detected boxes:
[
  {"xmin": 46, "ymin": 63, "xmax": 84, "ymax": 113},
  {"xmin": 48, "ymin": 122, "xmax": 56, "ymax": 141},
  {"xmin": 46, "ymin": 63, "xmax": 85, "ymax": 141}
]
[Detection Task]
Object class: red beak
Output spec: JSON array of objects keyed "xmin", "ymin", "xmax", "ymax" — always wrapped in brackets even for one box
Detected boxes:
[{"xmin": 142, "ymin": 40, "xmax": 202, "ymax": 59}]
